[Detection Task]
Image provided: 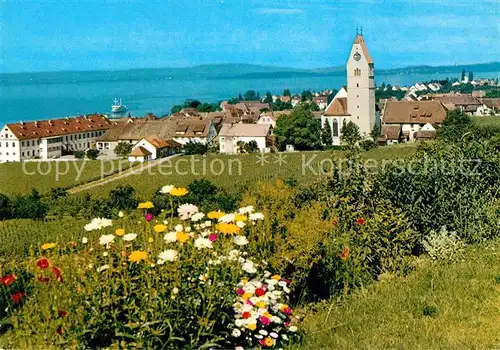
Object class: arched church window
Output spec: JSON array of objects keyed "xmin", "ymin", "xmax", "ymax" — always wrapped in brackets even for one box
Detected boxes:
[
  {"xmin": 332, "ymin": 119, "xmax": 339, "ymax": 137},
  {"xmin": 354, "ymin": 68, "xmax": 361, "ymax": 76}
]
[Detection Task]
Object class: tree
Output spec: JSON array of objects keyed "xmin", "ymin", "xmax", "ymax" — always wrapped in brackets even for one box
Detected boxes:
[
  {"xmin": 340, "ymin": 121, "xmax": 361, "ymax": 147},
  {"xmin": 371, "ymin": 123, "xmax": 381, "ymax": 139},
  {"xmin": 438, "ymin": 109, "xmax": 472, "ymax": 142},
  {"xmin": 74, "ymin": 150, "xmax": 85, "ymax": 159},
  {"xmin": 274, "ymin": 105, "xmax": 322, "ymax": 151},
  {"xmin": 263, "ymin": 91, "xmax": 273, "ymax": 104},
  {"xmin": 114, "ymin": 142, "xmax": 133, "ymax": 158},
  {"xmin": 322, "ymin": 121, "xmax": 333, "ymax": 145},
  {"xmin": 243, "ymin": 90, "xmax": 258, "ymax": 101},
  {"xmin": 171, "ymin": 105, "xmax": 183, "ymax": 114},
  {"xmin": 301, "ymin": 90, "xmax": 313, "ymax": 102},
  {"xmin": 86, "ymin": 149, "xmax": 99, "ymax": 160},
  {"xmin": 108, "ymin": 185, "xmax": 138, "ymax": 210},
  {"xmin": 237, "ymin": 141, "xmax": 246, "ymax": 154},
  {"xmin": 11, "ymin": 190, "xmax": 48, "ymax": 220},
  {"xmin": 300, "ymin": 101, "xmax": 320, "ymax": 111},
  {"xmin": 0, "ymin": 193, "xmax": 11, "ymax": 220},
  {"xmin": 183, "ymin": 99, "xmax": 201, "ymax": 109},
  {"xmin": 183, "ymin": 141, "xmax": 208, "ymax": 155},
  {"xmin": 283, "ymin": 88, "xmax": 291, "ymax": 97},
  {"xmin": 244, "ymin": 140, "xmax": 259, "ymax": 153}
]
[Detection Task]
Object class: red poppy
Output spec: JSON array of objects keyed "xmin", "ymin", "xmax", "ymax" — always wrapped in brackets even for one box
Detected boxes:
[
  {"xmin": 356, "ymin": 218, "xmax": 365, "ymax": 225},
  {"xmin": 255, "ymin": 288, "xmax": 265, "ymax": 297},
  {"xmin": 340, "ymin": 247, "xmax": 350, "ymax": 261},
  {"xmin": 70, "ymin": 241, "xmax": 77, "ymax": 248},
  {"xmin": 37, "ymin": 275, "xmax": 51, "ymax": 283},
  {"xmin": 10, "ymin": 291, "xmax": 25, "ymax": 303},
  {"xmin": 58, "ymin": 310, "xmax": 68, "ymax": 318},
  {"xmin": 0, "ymin": 274, "xmax": 16, "ymax": 287},
  {"xmin": 37, "ymin": 258, "xmax": 50, "ymax": 269},
  {"xmin": 52, "ymin": 267, "xmax": 63, "ymax": 282},
  {"xmin": 242, "ymin": 311, "xmax": 251, "ymax": 319},
  {"xmin": 56, "ymin": 326, "xmax": 63, "ymax": 335}
]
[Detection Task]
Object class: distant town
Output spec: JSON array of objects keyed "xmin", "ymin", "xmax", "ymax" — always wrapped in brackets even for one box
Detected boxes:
[{"xmin": 0, "ymin": 34, "xmax": 498, "ymax": 163}]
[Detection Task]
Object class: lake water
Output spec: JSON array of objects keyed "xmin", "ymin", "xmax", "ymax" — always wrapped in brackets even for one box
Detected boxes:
[{"xmin": 1, "ymin": 68, "xmax": 499, "ymax": 125}]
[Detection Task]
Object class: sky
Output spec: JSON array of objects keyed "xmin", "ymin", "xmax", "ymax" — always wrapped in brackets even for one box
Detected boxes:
[{"xmin": 0, "ymin": 0, "xmax": 499, "ymax": 73}]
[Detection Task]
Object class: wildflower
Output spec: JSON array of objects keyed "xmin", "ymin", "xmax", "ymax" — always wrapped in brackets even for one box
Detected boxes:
[
  {"xmin": 209, "ymin": 233, "xmax": 218, "ymax": 242},
  {"xmin": 41, "ymin": 243, "xmax": 57, "ymax": 250},
  {"xmin": 281, "ymin": 334, "xmax": 289, "ymax": 341},
  {"xmin": 242, "ymin": 261, "xmax": 257, "ymax": 274},
  {"xmin": 56, "ymin": 326, "xmax": 63, "ymax": 335},
  {"xmin": 263, "ymin": 337, "xmax": 274, "ymax": 347},
  {"xmin": 271, "ymin": 275, "xmax": 281, "ymax": 280},
  {"xmin": 153, "ymin": 224, "xmax": 167, "ymax": 233},
  {"xmin": 232, "ymin": 328, "xmax": 242, "ymax": 337},
  {"xmin": 247, "ymin": 323, "xmax": 257, "ymax": 331},
  {"xmin": 255, "ymin": 288, "xmax": 265, "ymax": 297},
  {"xmin": 270, "ymin": 332, "xmax": 278, "ymax": 339},
  {"xmin": 170, "ymin": 187, "xmax": 189, "ymax": 197},
  {"xmin": 157, "ymin": 249, "xmax": 178, "ymax": 263},
  {"xmin": 122, "ymin": 233, "xmax": 138, "ymax": 242},
  {"xmin": 10, "ymin": 292, "xmax": 25, "ymax": 303},
  {"xmin": 233, "ymin": 235, "xmax": 249, "ymax": 246},
  {"xmin": 234, "ymin": 214, "xmax": 247, "ymax": 222},
  {"xmin": 99, "ymin": 234, "xmax": 115, "ymax": 247},
  {"xmin": 340, "ymin": 247, "xmax": 350, "ymax": 261},
  {"xmin": 281, "ymin": 305, "xmax": 293, "ymax": 315},
  {"xmin": 37, "ymin": 275, "xmax": 50, "ymax": 283},
  {"xmin": 52, "ymin": 267, "xmax": 63, "ymax": 282},
  {"xmin": 236, "ymin": 287, "xmax": 245, "ymax": 295},
  {"xmin": 148, "ymin": 237, "xmax": 154, "ymax": 243},
  {"xmin": 177, "ymin": 203, "xmax": 199, "ymax": 220},
  {"xmin": 115, "ymin": 228, "xmax": 125, "ymax": 236},
  {"xmin": 176, "ymin": 232, "xmax": 190, "ymax": 243},
  {"xmin": 36, "ymin": 258, "xmax": 50, "ymax": 269},
  {"xmin": 0, "ymin": 274, "xmax": 16, "ymax": 286},
  {"xmin": 58, "ymin": 310, "xmax": 68, "ymax": 318},
  {"xmin": 164, "ymin": 231, "xmax": 177, "ymax": 243},
  {"xmin": 138, "ymin": 201, "xmax": 154, "ymax": 209},
  {"xmin": 129, "ymin": 250, "xmax": 148, "ymax": 263},
  {"xmin": 249, "ymin": 213, "xmax": 264, "ymax": 221},
  {"xmin": 289, "ymin": 325, "xmax": 298, "ymax": 332},
  {"xmin": 356, "ymin": 218, "xmax": 366, "ymax": 225},
  {"xmin": 97, "ymin": 264, "xmax": 110, "ymax": 272},
  {"xmin": 82, "ymin": 237, "xmax": 88, "ymax": 244},
  {"xmin": 118, "ymin": 211, "xmax": 124, "ymax": 218},
  {"xmin": 191, "ymin": 212, "xmax": 205, "ymax": 222},
  {"xmin": 236, "ymin": 221, "xmax": 246, "ymax": 228},
  {"xmin": 238, "ymin": 205, "xmax": 254, "ymax": 214},
  {"xmin": 207, "ymin": 211, "xmax": 225, "ymax": 219},
  {"xmin": 84, "ymin": 218, "xmax": 113, "ymax": 231},
  {"xmin": 145, "ymin": 213, "xmax": 153, "ymax": 222},
  {"xmin": 172, "ymin": 287, "xmax": 179, "ymax": 294},
  {"xmin": 216, "ymin": 222, "xmax": 240, "ymax": 235},
  {"xmin": 103, "ymin": 252, "xmax": 108, "ymax": 257},
  {"xmin": 160, "ymin": 185, "xmax": 174, "ymax": 194},
  {"xmin": 259, "ymin": 329, "xmax": 269, "ymax": 336},
  {"xmin": 219, "ymin": 213, "xmax": 235, "ymax": 223},
  {"xmin": 194, "ymin": 237, "xmax": 213, "ymax": 249}
]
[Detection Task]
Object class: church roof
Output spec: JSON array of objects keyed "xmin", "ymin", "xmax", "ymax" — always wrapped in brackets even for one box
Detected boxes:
[
  {"xmin": 353, "ymin": 34, "xmax": 374, "ymax": 64},
  {"xmin": 323, "ymin": 97, "xmax": 350, "ymax": 116}
]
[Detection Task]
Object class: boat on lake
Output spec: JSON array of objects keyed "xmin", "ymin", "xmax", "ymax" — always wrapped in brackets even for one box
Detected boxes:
[{"xmin": 111, "ymin": 98, "xmax": 127, "ymax": 113}]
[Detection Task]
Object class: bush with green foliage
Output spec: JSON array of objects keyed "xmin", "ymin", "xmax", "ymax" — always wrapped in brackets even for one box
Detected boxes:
[
  {"xmin": 114, "ymin": 142, "xmax": 133, "ymax": 157},
  {"xmin": 183, "ymin": 141, "xmax": 208, "ymax": 155},
  {"xmin": 74, "ymin": 151, "xmax": 85, "ymax": 159},
  {"xmin": 274, "ymin": 105, "xmax": 322, "ymax": 151},
  {"xmin": 422, "ymin": 226, "xmax": 464, "ymax": 261},
  {"xmin": 86, "ymin": 149, "xmax": 99, "ymax": 160}
]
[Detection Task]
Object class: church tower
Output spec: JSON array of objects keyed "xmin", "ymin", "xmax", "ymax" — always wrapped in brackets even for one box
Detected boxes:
[{"xmin": 346, "ymin": 31, "xmax": 375, "ymax": 137}]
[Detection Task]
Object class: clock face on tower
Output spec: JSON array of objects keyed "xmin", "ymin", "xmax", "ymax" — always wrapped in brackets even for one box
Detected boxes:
[{"xmin": 353, "ymin": 52, "xmax": 361, "ymax": 61}]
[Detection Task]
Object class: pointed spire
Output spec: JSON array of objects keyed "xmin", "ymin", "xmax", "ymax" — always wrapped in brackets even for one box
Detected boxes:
[
  {"xmin": 360, "ymin": 26, "xmax": 363, "ymax": 35},
  {"xmin": 356, "ymin": 26, "xmax": 359, "ymax": 35}
]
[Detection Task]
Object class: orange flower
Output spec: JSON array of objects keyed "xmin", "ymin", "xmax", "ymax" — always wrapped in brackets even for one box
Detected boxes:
[
  {"xmin": 247, "ymin": 323, "xmax": 257, "ymax": 331},
  {"xmin": 216, "ymin": 222, "xmax": 240, "ymax": 235},
  {"xmin": 264, "ymin": 337, "xmax": 273, "ymax": 347},
  {"xmin": 356, "ymin": 218, "xmax": 366, "ymax": 225},
  {"xmin": 176, "ymin": 232, "xmax": 190, "ymax": 243},
  {"xmin": 341, "ymin": 247, "xmax": 350, "ymax": 261}
]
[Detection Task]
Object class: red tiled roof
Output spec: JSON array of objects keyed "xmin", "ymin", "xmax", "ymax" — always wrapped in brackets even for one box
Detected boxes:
[
  {"xmin": 383, "ymin": 101, "xmax": 447, "ymax": 124},
  {"xmin": 381, "ymin": 125, "xmax": 402, "ymax": 140},
  {"xmin": 129, "ymin": 146, "xmax": 152, "ymax": 157},
  {"xmin": 323, "ymin": 98, "xmax": 349, "ymax": 116},
  {"xmin": 6, "ymin": 115, "xmax": 112, "ymax": 140}
]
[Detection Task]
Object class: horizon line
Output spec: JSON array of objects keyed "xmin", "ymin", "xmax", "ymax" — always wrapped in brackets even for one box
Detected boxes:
[{"xmin": 1, "ymin": 61, "xmax": 499, "ymax": 76}]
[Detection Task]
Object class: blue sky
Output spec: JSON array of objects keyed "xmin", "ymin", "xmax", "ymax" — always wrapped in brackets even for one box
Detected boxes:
[{"xmin": 1, "ymin": 0, "xmax": 499, "ymax": 73}]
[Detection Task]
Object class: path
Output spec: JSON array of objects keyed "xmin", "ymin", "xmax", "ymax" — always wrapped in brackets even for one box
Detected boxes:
[{"xmin": 68, "ymin": 154, "xmax": 180, "ymax": 194}]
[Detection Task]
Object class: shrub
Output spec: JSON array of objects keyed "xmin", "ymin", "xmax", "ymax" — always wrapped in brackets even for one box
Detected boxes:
[
  {"xmin": 422, "ymin": 226, "xmax": 464, "ymax": 261},
  {"xmin": 183, "ymin": 141, "xmax": 208, "ymax": 155},
  {"xmin": 86, "ymin": 149, "xmax": 99, "ymax": 160},
  {"xmin": 74, "ymin": 150, "xmax": 85, "ymax": 159},
  {"xmin": 10, "ymin": 190, "xmax": 48, "ymax": 220},
  {"xmin": 108, "ymin": 185, "xmax": 138, "ymax": 210},
  {"xmin": 114, "ymin": 142, "xmax": 133, "ymax": 158},
  {"xmin": 360, "ymin": 139, "xmax": 376, "ymax": 151},
  {"xmin": 0, "ymin": 193, "xmax": 12, "ymax": 220}
]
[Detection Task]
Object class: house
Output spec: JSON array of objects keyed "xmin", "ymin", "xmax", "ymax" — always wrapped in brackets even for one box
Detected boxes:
[
  {"xmin": 0, "ymin": 114, "xmax": 112, "ymax": 162},
  {"xmin": 312, "ymin": 96, "xmax": 329, "ymax": 110},
  {"xmin": 291, "ymin": 96, "xmax": 301, "ymax": 107},
  {"xmin": 128, "ymin": 138, "xmax": 181, "ymax": 163},
  {"xmin": 172, "ymin": 119, "xmax": 217, "ymax": 145},
  {"xmin": 257, "ymin": 111, "xmax": 291, "ymax": 128},
  {"xmin": 436, "ymin": 94, "xmax": 487, "ymax": 116},
  {"xmin": 479, "ymin": 98, "xmax": 500, "ymax": 115},
  {"xmin": 381, "ymin": 100, "xmax": 447, "ymax": 142},
  {"xmin": 378, "ymin": 125, "xmax": 402, "ymax": 145},
  {"xmin": 218, "ymin": 124, "xmax": 272, "ymax": 154}
]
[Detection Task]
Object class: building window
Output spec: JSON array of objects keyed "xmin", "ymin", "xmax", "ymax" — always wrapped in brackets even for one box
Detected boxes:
[
  {"xmin": 354, "ymin": 68, "xmax": 361, "ymax": 77},
  {"xmin": 12, "ymin": 142, "xmax": 14, "ymax": 147},
  {"xmin": 357, "ymin": 83, "xmax": 359, "ymax": 88},
  {"xmin": 332, "ymin": 119, "xmax": 339, "ymax": 137}
]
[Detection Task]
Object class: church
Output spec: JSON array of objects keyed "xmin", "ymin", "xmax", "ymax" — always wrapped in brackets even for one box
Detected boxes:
[{"xmin": 321, "ymin": 32, "xmax": 376, "ymax": 145}]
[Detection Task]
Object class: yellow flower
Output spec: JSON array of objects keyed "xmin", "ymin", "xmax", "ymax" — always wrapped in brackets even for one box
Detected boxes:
[
  {"xmin": 115, "ymin": 228, "xmax": 125, "ymax": 236},
  {"xmin": 170, "ymin": 187, "xmax": 189, "ymax": 197},
  {"xmin": 247, "ymin": 323, "xmax": 257, "ymax": 331},
  {"xmin": 271, "ymin": 274, "xmax": 281, "ymax": 280},
  {"xmin": 176, "ymin": 232, "xmax": 190, "ymax": 243},
  {"xmin": 241, "ymin": 278, "xmax": 248, "ymax": 285},
  {"xmin": 128, "ymin": 250, "xmax": 148, "ymax": 263},
  {"xmin": 216, "ymin": 222, "xmax": 240, "ymax": 235},
  {"xmin": 234, "ymin": 214, "xmax": 247, "ymax": 222},
  {"xmin": 207, "ymin": 211, "xmax": 225, "ymax": 219},
  {"xmin": 41, "ymin": 243, "xmax": 57, "ymax": 250},
  {"xmin": 264, "ymin": 311, "xmax": 272, "ymax": 319},
  {"xmin": 148, "ymin": 237, "xmax": 154, "ymax": 243},
  {"xmin": 153, "ymin": 224, "xmax": 167, "ymax": 233},
  {"xmin": 280, "ymin": 304, "xmax": 289, "ymax": 312},
  {"xmin": 242, "ymin": 293, "xmax": 253, "ymax": 301},
  {"xmin": 138, "ymin": 201, "xmax": 154, "ymax": 209},
  {"xmin": 264, "ymin": 337, "xmax": 273, "ymax": 347},
  {"xmin": 256, "ymin": 301, "xmax": 265, "ymax": 308}
]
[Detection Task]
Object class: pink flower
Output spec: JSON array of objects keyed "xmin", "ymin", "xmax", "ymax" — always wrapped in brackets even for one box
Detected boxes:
[
  {"xmin": 209, "ymin": 233, "xmax": 217, "ymax": 242},
  {"xmin": 236, "ymin": 288, "xmax": 245, "ymax": 295},
  {"xmin": 259, "ymin": 316, "xmax": 271, "ymax": 325},
  {"xmin": 282, "ymin": 306, "xmax": 293, "ymax": 315},
  {"xmin": 282, "ymin": 278, "xmax": 292, "ymax": 284},
  {"xmin": 145, "ymin": 213, "xmax": 153, "ymax": 222}
]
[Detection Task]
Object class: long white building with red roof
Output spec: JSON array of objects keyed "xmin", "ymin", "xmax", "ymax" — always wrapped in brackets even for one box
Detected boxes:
[{"xmin": 0, "ymin": 114, "xmax": 113, "ymax": 162}]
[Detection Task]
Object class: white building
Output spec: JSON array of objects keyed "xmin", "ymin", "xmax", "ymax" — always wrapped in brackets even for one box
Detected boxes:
[
  {"xmin": 321, "ymin": 32, "xmax": 376, "ymax": 145},
  {"xmin": 128, "ymin": 138, "xmax": 181, "ymax": 163},
  {"xmin": 0, "ymin": 115, "xmax": 112, "ymax": 162},
  {"xmin": 218, "ymin": 124, "xmax": 272, "ymax": 154},
  {"xmin": 172, "ymin": 120, "xmax": 217, "ymax": 145}
]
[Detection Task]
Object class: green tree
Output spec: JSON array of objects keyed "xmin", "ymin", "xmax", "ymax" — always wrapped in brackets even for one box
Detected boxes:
[
  {"xmin": 263, "ymin": 91, "xmax": 273, "ymax": 104},
  {"xmin": 283, "ymin": 88, "xmax": 291, "ymax": 97},
  {"xmin": 86, "ymin": 149, "xmax": 100, "ymax": 160},
  {"xmin": 171, "ymin": 105, "xmax": 183, "ymax": 114},
  {"xmin": 340, "ymin": 121, "xmax": 362, "ymax": 147},
  {"xmin": 244, "ymin": 140, "xmax": 259, "ymax": 153},
  {"xmin": 183, "ymin": 141, "xmax": 208, "ymax": 155},
  {"xmin": 0, "ymin": 193, "xmax": 11, "ymax": 220},
  {"xmin": 274, "ymin": 105, "xmax": 322, "ymax": 151},
  {"xmin": 183, "ymin": 99, "xmax": 201, "ymax": 109},
  {"xmin": 438, "ymin": 109, "xmax": 472, "ymax": 142},
  {"xmin": 114, "ymin": 142, "xmax": 133, "ymax": 158},
  {"xmin": 11, "ymin": 189, "xmax": 48, "ymax": 220},
  {"xmin": 108, "ymin": 185, "xmax": 138, "ymax": 210},
  {"xmin": 322, "ymin": 121, "xmax": 333, "ymax": 145},
  {"xmin": 237, "ymin": 141, "xmax": 246, "ymax": 154},
  {"xmin": 243, "ymin": 90, "xmax": 258, "ymax": 101},
  {"xmin": 301, "ymin": 90, "xmax": 313, "ymax": 102},
  {"xmin": 74, "ymin": 150, "xmax": 85, "ymax": 159}
]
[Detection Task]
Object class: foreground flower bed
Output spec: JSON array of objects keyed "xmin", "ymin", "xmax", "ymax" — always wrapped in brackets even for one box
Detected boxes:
[{"xmin": 0, "ymin": 186, "xmax": 299, "ymax": 349}]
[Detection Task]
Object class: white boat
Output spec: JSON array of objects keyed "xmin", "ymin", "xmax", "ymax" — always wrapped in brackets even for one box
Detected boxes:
[{"xmin": 111, "ymin": 98, "xmax": 127, "ymax": 113}]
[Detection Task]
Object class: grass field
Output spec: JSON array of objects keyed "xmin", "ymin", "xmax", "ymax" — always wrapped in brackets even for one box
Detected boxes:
[
  {"xmin": 0, "ymin": 160, "xmax": 134, "ymax": 196},
  {"xmin": 293, "ymin": 239, "xmax": 500, "ymax": 349},
  {"xmin": 81, "ymin": 144, "xmax": 418, "ymax": 199},
  {"xmin": 472, "ymin": 115, "xmax": 500, "ymax": 127}
]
